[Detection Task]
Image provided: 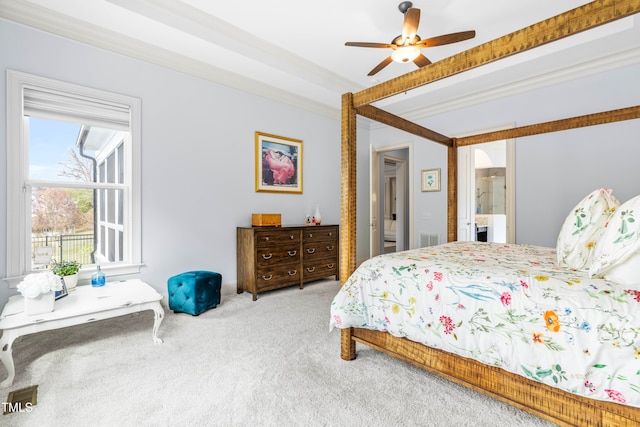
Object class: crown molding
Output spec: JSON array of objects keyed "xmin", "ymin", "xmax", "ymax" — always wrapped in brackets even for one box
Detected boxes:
[{"xmin": 0, "ymin": 0, "xmax": 341, "ymax": 120}]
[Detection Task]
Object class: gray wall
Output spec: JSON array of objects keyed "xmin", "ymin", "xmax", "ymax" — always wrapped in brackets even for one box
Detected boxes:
[
  {"xmin": 366, "ymin": 63, "xmax": 640, "ymax": 250},
  {"xmin": 0, "ymin": 20, "xmax": 341, "ymax": 305}
]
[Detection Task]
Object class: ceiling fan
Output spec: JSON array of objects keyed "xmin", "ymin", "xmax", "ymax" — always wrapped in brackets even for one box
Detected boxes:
[{"xmin": 345, "ymin": 1, "xmax": 476, "ymax": 76}]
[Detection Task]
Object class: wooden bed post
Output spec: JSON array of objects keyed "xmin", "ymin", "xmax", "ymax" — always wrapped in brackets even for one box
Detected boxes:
[
  {"xmin": 447, "ymin": 141, "xmax": 458, "ymax": 243},
  {"xmin": 340, "ymin": 92, "xmax": 358, "ymax": 283},
  {"xmin": 340, "ymin": 93, "xmax": 358, "ymax": 360}
]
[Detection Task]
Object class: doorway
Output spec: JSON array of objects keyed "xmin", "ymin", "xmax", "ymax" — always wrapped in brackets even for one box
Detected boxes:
[
  {"xmin": 458, "ymin": 138, "xmax": 515, "ymax": 243},
  {"xmin": 370, "ymin": 144, "xmax": 412, "ymax": 257}
]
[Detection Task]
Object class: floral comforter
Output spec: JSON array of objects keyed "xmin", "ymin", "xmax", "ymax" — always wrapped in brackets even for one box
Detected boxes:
[{"xmin": 330, "ymin": 241, "xmax": 640, "ymax": 408}]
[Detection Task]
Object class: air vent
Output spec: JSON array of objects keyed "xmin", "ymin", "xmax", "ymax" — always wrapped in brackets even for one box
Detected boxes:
[{"xmin": 419, "ymin": 233, "xmax": 439, "ymax": 248}]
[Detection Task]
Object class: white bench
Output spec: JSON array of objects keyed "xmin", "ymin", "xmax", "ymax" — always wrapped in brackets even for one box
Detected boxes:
[{"xmin": 0, "ymin": 279, "xmax": 164, "ymax": 387}]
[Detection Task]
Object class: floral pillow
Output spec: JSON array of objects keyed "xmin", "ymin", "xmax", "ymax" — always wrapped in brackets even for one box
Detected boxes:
[
  {"xmin": 556, "ymin": 188, "xmax": 619, "ymax": 270},
  {"xmin": 589, "ymin": 195, "xmax": 640, "ymax": 285}
]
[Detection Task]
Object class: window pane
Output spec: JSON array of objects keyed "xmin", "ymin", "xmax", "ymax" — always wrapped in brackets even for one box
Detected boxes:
[
  {"xmin": 117, "ymin": 143, "xmax": 124, "ymax": 184},
  {"xmin": 108, "ymin": 228, "xmax": 115, "ymax": 262},
  {"xmin": 107, "ymin": 151, "xmax": 115, "ymax": 183},
  {"xmin": 28, "ymin": 118, "xmax": 90, "ymax": 182},
  {"xmin": 99, "ymin": 188, "xmax": 105, "ymax": 221},
  {"xmin": 31, "ymin": 186, "xmax": 95, "ymax": 269},
  {"xmin": 118, "ymin": 231, "xmax": 124, "ymax": 261},
  {"xmin": 107, "ymin": 189, "xmax": 116, "ymax": 223},
  {"xmin": 100, "ymin": 225, "xmax": 106, "ymax": 255},
  {"xmin": 118, "ymin": 189, "xmax": 123, "ymax": 225}
]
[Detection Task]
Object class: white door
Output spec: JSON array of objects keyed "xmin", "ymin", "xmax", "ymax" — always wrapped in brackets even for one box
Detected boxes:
[
  {"xmin": 457, "ymin": 146, "xmax": 475, "ymax": 241},
  {"xmin": 370, "ymin": 146, "xmax": 381, "ymax": 256}
]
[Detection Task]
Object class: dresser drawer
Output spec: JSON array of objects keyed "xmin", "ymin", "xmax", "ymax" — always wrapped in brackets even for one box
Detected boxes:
[
  {"xmin": 303, "ymin": 260, "xmax": 338, "ymax": 282},
  {"xmin": 303, "ymin": 241, "xmax": 337, "ymax": 261},
  {"xmin": 256, "ymin": 246, "xmax": 300, "ymax": 266},
  {"xmin": 256, "ymin": 264, "xmax": 301, "ymax": 290},
  {"xmin": 255, "ymin": 230, "xmax": 300, "ymax": 247},
  {"xmin": 302, "ymin": 226, "xmax": 338, "ymax": 243}
]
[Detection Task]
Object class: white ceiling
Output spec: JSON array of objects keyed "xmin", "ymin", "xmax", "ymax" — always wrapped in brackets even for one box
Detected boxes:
[{"xmin": 2, "ymin": 0, "xmax": 639, "ymax": 120}]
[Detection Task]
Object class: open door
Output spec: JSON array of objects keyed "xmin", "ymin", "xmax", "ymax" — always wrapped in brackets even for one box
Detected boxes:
[{"xmin": 457, "ymin": 146, "xmax": 475, "ymax": 241}]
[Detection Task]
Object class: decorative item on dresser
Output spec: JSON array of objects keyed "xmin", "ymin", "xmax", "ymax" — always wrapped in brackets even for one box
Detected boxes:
[{"xmin": 237, "ymin": 225, "xmax": 339, "ymax": 301}]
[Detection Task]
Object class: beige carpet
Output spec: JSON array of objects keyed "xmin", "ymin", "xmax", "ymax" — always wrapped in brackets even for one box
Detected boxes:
[{"xmin": 1, "ymin": 280, "xmax": 555, "ymax": 426}]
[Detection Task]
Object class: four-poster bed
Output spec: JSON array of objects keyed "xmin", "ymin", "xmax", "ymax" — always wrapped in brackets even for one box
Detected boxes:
[{"xmin": 336, "ymin": 1, "xmax": 640, "ymax": 426}]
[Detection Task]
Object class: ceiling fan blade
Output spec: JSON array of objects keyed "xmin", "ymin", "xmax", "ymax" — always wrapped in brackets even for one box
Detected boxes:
[
  {"xmin": 417, "ymin": 30, "xmax": 476, "ymax": 48},
  {"xmin": 345, "ymin": 42, "xmax": 396, "ymax": 49},
  {"xmin": 400, "ymin": 8, "xmax": 420, "ymax": 45},
  {"xmin": 413, "ymin": 54, "xmax": 431, "ymax": 68},
  {"xmin": 368, "ymin": 56, "xmax": 393, "ymax": 76}
]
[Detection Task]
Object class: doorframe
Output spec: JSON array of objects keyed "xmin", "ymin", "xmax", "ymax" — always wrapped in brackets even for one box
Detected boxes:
[
  {"xmin": 456, "ymin": 125, "xmax": 515, "ymax": 243},
  {"xmin": 370, "ymin": 142, "xmax": 414, "ymax": 257}
]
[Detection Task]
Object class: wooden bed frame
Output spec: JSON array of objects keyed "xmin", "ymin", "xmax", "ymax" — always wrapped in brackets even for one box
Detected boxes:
[{"xmin": 339, "ymin": 2, "xmax": 640, "ymax": 426}]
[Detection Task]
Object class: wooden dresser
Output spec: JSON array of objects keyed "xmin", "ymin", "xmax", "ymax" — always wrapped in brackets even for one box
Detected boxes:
[{"xmin": 237, "ymin": 225, "xmax": 339, "ymax": 300}]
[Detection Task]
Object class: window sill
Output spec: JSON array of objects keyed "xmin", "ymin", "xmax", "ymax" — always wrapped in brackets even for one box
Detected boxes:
[{"xmin": 4, "ymin": 264, "xmax": 144, "ymax": 288}]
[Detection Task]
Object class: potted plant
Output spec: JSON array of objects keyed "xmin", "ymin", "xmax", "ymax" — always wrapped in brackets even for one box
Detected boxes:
[{"xmin": 52, "ymin": 260, "xmax": 81, "ymax": 292}]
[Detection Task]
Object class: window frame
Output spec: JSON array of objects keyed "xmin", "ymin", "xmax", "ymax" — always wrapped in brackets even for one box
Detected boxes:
[{"xmin": 6, "ymin": 70, "xmax": 142, "ymax": 286}]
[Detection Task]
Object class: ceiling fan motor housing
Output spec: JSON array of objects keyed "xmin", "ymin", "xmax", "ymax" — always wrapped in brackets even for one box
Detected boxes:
[{"xmin": 398, "ymin": 1, "xmax": 413, "ymax": 14}]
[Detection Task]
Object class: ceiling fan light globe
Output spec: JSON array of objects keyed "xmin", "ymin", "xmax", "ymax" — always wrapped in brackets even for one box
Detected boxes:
[{"xmin": 391, "ymin": 45, "xmax": 420, "ymax": 63}]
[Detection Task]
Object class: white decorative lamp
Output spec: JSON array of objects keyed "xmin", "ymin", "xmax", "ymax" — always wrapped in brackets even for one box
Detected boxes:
[{"xmin": 391, "ymin": 45, "xmax": 420, "ymax": 63}]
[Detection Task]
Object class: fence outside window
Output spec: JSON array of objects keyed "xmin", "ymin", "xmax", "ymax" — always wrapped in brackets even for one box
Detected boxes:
[{"xmin": 32, "ymin": 234, "xmax": 94, "ymax": 267}]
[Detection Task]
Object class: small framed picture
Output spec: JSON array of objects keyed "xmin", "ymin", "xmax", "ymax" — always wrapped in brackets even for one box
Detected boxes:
[
  {"xmin": 421, "ymin": 168, "xmax": 441, "ymax": 192},
  {"xmin": 55, "ymin": 278, "xmax": 69, "ymax": 300}
]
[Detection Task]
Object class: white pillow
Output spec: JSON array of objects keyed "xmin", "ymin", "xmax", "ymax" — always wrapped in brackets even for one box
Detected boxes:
[
  {"xmin": 598, "ymin": 252, "xmax": 640, "ymax": 286},
  {"xmin": 556, "ymin": 188, "xmax": 619, "ymax": 270},
  {"xmin": 589, "ymin": 195, "xmax": 640, "ymax": 285}
]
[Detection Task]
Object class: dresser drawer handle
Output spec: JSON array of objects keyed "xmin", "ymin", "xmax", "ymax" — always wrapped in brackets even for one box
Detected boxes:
[
  {"xmin": 326, "ymin": 245, "xmax": 334, "ymax": 251},
  {"xmin": 327, "ymin": 263, "xmax": 335, "ymax": 269},
  {"xmin": 328, "ymin": 232, "xmax": 333, "ymax": 236},
  {"xmin": 288, "ymin": 250, "xmax": 297, "ymax": 256},
  {"xmin": 264, "ymin": 236, "xmax": 270, "ymax": 241},
  {"xmin": 288, "ymin": 270, "xmax": 297, "ymax": 276},
  {"xmin": 261, "ymin": 253, "xmax": 273, "ymax": 260},
  {"xmin": 261, "ymin": 274, "xmax": 273, "ymax": 281},
  {"xmin": 290, "ymin": 235, "xmax": 295, "ymax": 239},
  {"xmin": 306, "ymin": 266, "xmax": 316, "ymax": 273},
  {"xmin": 306, "ymin": 248, "xmax": 315, "ymax": 254},
  {"xmin": 308, "ymin": 233, "xmax": 313, "ymax": 238}
]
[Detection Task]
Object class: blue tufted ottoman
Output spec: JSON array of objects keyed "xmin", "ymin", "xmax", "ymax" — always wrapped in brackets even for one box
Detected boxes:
[{"xmin": 168, "ymin": 271, "xmax": 222, "ymax": 315}]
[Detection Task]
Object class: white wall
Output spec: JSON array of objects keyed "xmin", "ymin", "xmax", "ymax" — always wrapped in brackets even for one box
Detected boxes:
[{"xmin": 0, "ymin": 20, "xmax": 341, "ymax": 305}]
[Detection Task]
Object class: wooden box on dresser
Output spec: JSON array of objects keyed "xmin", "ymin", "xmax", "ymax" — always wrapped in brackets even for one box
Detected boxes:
[{"xmin": 237, "ymin": 225, "xmax": 339, "ymax": 300}]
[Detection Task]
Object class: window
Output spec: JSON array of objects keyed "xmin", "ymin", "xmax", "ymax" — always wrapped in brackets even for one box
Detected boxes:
[{"xmin": 6, "ymin": 71, "xmax": 141, "ymax": 285}]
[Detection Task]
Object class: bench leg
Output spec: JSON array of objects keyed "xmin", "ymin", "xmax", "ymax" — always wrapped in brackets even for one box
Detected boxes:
[
  {"xmin": 152, "ymin": 303, "xmax": 164, "ymax": 344},
  {"xmin": 0, "ymin": 330, "xmax": 19, "ymax": 388}
]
